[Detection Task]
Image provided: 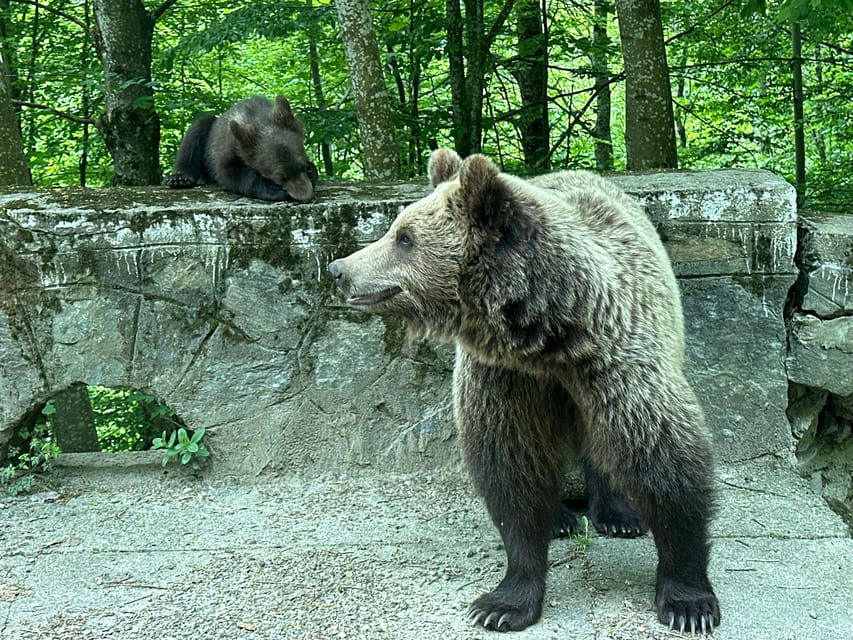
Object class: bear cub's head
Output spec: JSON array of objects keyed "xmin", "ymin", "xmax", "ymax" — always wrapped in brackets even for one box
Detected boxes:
[
  {"xmin": 229, "ymin": 95, "xmax": 318, "ymax": 202},
  {"xmin": 329, "ymin": 148, "xmax": 518, "ymax": 340}
]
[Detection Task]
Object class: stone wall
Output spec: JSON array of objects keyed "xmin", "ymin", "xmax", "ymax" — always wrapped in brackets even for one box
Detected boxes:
[
  {"xmin": 0, "ymin": 171, "xmax": 801, "ymax": 480},
  {"xmin": 785, "ymin": 211, "xmax": 853, "ymax": 525}
]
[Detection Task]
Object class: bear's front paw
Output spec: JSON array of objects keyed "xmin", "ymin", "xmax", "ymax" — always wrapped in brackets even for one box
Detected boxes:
[
  {"xmin": 467, "ymin": 586, "xmax": 542, "ymax": 632},
  {"xmin": 163, "ymin": 173, "xmax": 197, "ymax": 189},
  {"xmin": 656, "ymin": 579, "xmax": 720, "ymax": 634}
]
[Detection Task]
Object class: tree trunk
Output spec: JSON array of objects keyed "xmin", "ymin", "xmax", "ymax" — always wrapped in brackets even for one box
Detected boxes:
[
  {"xmin": 791, "ymin": 22, "xmax": 805, "ymax": 207},
  {"xmin": 512, "ymin": 0, "xmax": 549, "ymax": 171},
  {"xmin": 446, "ymin": 0, "xmax": 470, "ymax": 155},
  {"xmin": 307, "ymin": 0, "xmax": 334, "ymax": 177},
  {"xmin": 0, "ymin": 54, "xmax": 29, "ymax": 186},
  {"xmin": 614, "ymin": 0, "xmax": 677, "ymax": 169},
  {"xmin": 407, "ymin": 0, "xmax": 423, "ymax": 177},
  {"xmin": 591, "ymin": 0, "xmax": 613, "ymax": 171},
  {"xmin": 446, "ymin": 0, "xmax": 515, "ymax": 157},
  {"xmin": 334, "ymin": 0, "xmax": 400, "ymax": 179},
  {"xmin": 92, "ymin": 0, "xmax": 161, "ymax": 186}
]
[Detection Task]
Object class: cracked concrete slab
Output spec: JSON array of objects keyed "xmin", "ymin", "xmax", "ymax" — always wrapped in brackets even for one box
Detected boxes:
[{"xmin": 1, "ymin": 461, "xmax": 850, "ymax": 640}]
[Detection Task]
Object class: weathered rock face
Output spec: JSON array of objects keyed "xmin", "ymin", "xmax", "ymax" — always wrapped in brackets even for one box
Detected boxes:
[
  {"xmin": 787, "ymin": 212, "xmax": 853, "ymax": 396},
  {"xmin": 0, "ymin": 171, "xmax": 798, "ymax": 477},
  {"xmin": 785, "ymin": 211, "xmax": 853, "ymax": 527}
]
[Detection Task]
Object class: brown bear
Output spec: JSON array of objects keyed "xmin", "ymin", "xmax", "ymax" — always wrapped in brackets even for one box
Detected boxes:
[
  {"xmin": 328, "ymin": 149, "xmax": 720, "ymax": 633},
  {"xmin": 163, "ymin": 95, "xmax": 318, "ymax": 202}
]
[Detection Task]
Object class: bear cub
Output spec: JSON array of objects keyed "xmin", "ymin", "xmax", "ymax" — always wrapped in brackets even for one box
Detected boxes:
[
  {"xmin": 329, "ymin": 149, "xmax": 720, "ymax": 633},
  {"xmin": 164, "ymin": 95, "xmax": 318, "ymax": 202}
]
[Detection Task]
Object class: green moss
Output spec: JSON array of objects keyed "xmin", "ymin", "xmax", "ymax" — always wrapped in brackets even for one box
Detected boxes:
[{"xmin": 227, "ymin": 216, "xmax": 297, "ymax": 271}]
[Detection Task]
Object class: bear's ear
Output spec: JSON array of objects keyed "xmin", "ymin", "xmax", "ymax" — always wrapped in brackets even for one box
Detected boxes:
[
  {"xmin": 230, "ymin": 120, "xmax": 258, "ymax": 149},
  {"xmin": 457, "ymin": 154, "xmax": 512, "ymax": 230},
  {"xmin": 428, "ymin": 148, "xmax": 462, "ymax": 187},
  {"xmin": 272, "ymin": 95, "xmax": 302, "ymax": 133}
]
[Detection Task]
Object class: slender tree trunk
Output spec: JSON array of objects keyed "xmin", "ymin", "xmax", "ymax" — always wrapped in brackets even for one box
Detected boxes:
[
  {"xmin": 591, "ymin": 0, "xmax": 613, "ymax": 171},
  {"xmin": 334, "ymin": 0, "xmax": 400, "ymax": 179},
  {"xmin": 791, "ymin": 22, "xmax": 805, "ymax": 206},
  {"xmin": 446, "ymin": 0, "xmax": 515, "ymax": 157},
  {"xmin": 673, "ymin": 46, "xmax": 687, "ymax": 149},
  {"xmin": 614, "ymin": 0, "xmax": 677, "ymax": 169},
  {"xmin": 407, "ymin": 0, "xmax": 422, "ymax": 176},
  {"xmin": 307, "ymin": 0, "xmax": 334, "ymax": 177},
  {"xmin": 512, "ymin": 0, "xmax": 549, "ymax": 171},
  {"xmin": 79, "ymin": 0, "xmax": 93, "ymax": 186},
  {"xmin": 92, "ymin": 0, "xmax": 161, "ymax": 185},
  {"xmin": 446, "ymin": 0, "xmax": 470, "ymax": 155},
  {"xmin": 0, "ymin": 34, "xmax": 29, "ymax": 186},
  {"xmin": 462, "ymin": 0, "xmax": 486, "ymax": 156}
]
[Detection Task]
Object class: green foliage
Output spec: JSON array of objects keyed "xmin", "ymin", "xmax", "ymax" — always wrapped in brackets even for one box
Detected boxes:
[
  {"xmin": 2, "ymin": 0, "xmax": 852, "ymax": 209},
  {"xmin": 88, "ymin": 386, "xmax": 175, "ymax": 453},
  {"xmin": 1, "ymin": 400, "xmax": 61, "ymax": 496},
  {"xmin": 152, "ymin": 428, "xmax": 209, "ymax": 470}
]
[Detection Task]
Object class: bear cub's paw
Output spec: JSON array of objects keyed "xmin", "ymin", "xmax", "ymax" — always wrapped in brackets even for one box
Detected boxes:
[
  {"xmin": 656, "ymin": 578, "xmax": 720, "ymax": 634},
  {"xmin": 467, "ymin": 584, "xmax": 543, "ymax": 632},
  {"xmin": 589, "ymin": 494, "xmax": 646, "ymax": 538},
  {"xmin": 163, "ymin": 173, "xmax": 196, "ymax": 189}
]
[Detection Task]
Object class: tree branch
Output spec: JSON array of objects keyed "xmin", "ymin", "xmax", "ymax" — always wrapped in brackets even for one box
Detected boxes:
[
  {"xmin": 151, "ymin": 0, "xmax": 181, "ymax": 24},
  {"xmin": 10, "ymin": 0, "xmax": 89, "ymax": 32},
  {"xmin": 665, "ymin": 0, "xmax": 734, "ymax": 45},
  {"xmin": 14, "ymin": 100, "xmax": 97, "ymax": 126},
  {"xmin": 485, "ymin": 0, "xmax": 516, "ymax": 51}
]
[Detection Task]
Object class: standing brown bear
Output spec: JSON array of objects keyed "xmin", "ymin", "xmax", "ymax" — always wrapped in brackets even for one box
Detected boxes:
[{"xmin": 328, "ymin": 149, "xmax": 720, "ymax": 633}]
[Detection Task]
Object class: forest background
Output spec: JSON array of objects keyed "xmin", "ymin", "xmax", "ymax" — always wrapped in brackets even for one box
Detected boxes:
[{"xmin": 0, "ymin": 0, "xmax": 851, "ymax": 213}]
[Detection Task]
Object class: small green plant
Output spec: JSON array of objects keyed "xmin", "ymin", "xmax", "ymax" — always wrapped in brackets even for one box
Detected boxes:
[
  {"xmin": 152, "ymin": 427, "xmax": 208, "ymax": 469},
  {"xmin": 1, "ymin": 400, "xmax": 61, "ymax": 496},
  {"xmin": 572, "ymin": 515, "xmax": 592, "ymax": 551}
]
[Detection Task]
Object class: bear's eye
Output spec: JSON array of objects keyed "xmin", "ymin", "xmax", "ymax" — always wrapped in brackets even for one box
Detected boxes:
[{"xmin": 396, "ymin": 231, "xmax": 413, "ymax": 249}]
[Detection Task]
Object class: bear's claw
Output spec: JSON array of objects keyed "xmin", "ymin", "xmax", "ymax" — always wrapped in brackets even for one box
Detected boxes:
[
  {"xmin": 163, "ymin": 173, "xmax": 197, "ymax": 189},
  {"xmin": 657, "ymin": 581, "xmax": 720, "ymax": 635}
]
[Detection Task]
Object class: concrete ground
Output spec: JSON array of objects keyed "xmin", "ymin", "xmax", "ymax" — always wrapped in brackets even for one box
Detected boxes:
[{"xmin": 0, "ymin": 456, "xmax": 850, "ymax": 640}]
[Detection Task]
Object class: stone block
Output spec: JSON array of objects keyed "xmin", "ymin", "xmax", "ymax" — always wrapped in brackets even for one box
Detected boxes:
[
  {"xmin": 797, "ymin": 211, "xmax": 853, "ymax": 316},
  {"xmin": 787, "ymin": 314, "xmax": 853, "ymax": 397}
]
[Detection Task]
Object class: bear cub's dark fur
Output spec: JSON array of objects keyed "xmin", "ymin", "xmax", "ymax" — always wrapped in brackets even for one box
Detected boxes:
[{"xmin": 163, "ymin": 95, "xmax": 318, "ymax": 202}]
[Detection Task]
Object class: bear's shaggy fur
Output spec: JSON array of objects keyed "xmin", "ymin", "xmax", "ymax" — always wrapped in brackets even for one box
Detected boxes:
[
  {"xmin": 328, "ymin": 149, "xmax": 719, "ymax": 633},
  {"xmin": 163, "ymin": 95, "xmax": 318, "ymax": 202}
]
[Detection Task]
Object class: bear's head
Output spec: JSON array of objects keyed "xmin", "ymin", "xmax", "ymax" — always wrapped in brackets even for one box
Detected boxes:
[
  {"xmin": 329, "ymin": 148, "xmax": 529, "ymax": 341},
  {"xmin": 230, "ymin": 95, "xmax": 317, "ymax": 202}
]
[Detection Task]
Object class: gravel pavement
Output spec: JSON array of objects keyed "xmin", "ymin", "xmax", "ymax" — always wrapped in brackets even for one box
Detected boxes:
[{"xmin": 1, "ymin": 458, "xmax": 851, "ymax": 640}]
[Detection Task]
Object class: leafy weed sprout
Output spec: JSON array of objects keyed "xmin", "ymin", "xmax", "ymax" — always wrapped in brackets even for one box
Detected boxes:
[{"xmin": 152, "ymin": 427, "xmax": 209, "ymax": 470}]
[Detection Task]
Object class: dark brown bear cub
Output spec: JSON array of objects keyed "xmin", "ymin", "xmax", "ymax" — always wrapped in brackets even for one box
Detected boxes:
[
  {"xmin": 164, "ymin": 95, "xmax": 318, "ymax": 202},
  {"xmin": 328, "ymin": 149, "xmax": 720, "ymax": 633}
]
